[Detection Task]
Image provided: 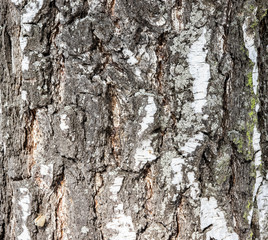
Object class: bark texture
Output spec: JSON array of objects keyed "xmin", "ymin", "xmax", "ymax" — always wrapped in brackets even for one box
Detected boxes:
[{"xmin": 0, "ymin": 0, "xmax": 268, "ymax": 239}]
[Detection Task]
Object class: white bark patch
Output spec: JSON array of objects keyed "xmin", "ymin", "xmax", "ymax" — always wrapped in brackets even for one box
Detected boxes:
[
  {"xmin": 22, "ymin": 0, "xmax": 44, "ymax": 23},
  {"xmin": 39, "ymin": 164, "xmax": 53, "ymax": 189},
  {"xmin": 242, "ymin": 21, "xmax": 258, "ymax": 95},
  {"xmin": 203, "ymin": 114, "xmax": 209, "ymax": 120},
  {"xmin": 109, "ymin": 177, "xmax": 124, "ymax": 201},
  {"xmin": 19, "ymin": 34, "xmax": 28, "ymax": 53},
  {"xmin": 40, "ymin": 164, "xmax": 53, "ymax": 176},
  {"xmin": 134, "ymin": 68, "xmax": 141, "ymax": 77},
  {"xmin": 187, "ymin": 28, "xmax": 210, "ymax": 113},
  {"xmin": 200, "ymin": 197, "xmax": 239, "ymax": 240},
  {"xmin": 106, "ymin": 203, "xmax": 136, "ymax": 240},
  {"xmin": 139, "ymin": 96, "xmax": 157, "ymax": 136},
  {"xmin": 60, "ymin": 114, "xmax": 69, "ymax": 131},
  {"xmin": 81, "ymin": 226, "xmax": 89, "ymax": 234},
  {"xmin": 21, "ymin": 56, "xmax": 30, "ymax": 72},
  {"xmin": 181, "ymin": 132, "xmax": 204, "ymax": 155},
  {"xmin": 11, "ymin": 0, "xmax": 23, "ymax": 5},
  {"xmin": 251, "ymin": 127, "xmax": 262, "ymax": 221},
  {"xmin": 257, "ymin": 181, "xmax": 268, "ymax": 240},
  {"xmin": 253, "ymin": 122, "xmax": 261, "ymax": 156},
  {"xmin": 20, "ymin": 0, "xmax": 44, "ymax": 72},
  {"xmin": 253, "ymin": 126, "xmax": 262, "ymax": 168},
  {"xmin": 134, "ymin": 96, "xmax": 157, "ymax": 170},
  {"xmin": 134, "ymin": 139, "xmax": 156, "ymax": 170},
  {"xmin": 123, "ymin": 49, "xmax": 138, "ymax": 65},
  {"xmin": 107, "ymin": 177, "xmax": 136, "ymax": 240},
  {"xmin": 187, "ymin": 171, "xmax": 199, "ymax": 199},
  {"xmin": 171, "ymin": 157, "xmax": 184, "ymax": 191},
  {"xmin": 18, "ymin": 188, "xmax": 31, "ymax": 240},
  {"xmin": 21, "ymin": 90, "xmax": 27, "ymax": 101},
  {"xmin": 171, "ymin": 133, "xmax": 203, "ymax": 193},
  {"xmin": 154, "ymin": 16, "xmax": 166, "ymax": 26},
  {"xmin": 249, "ymin": 169, "xmax": 263, "ymax": 224}
]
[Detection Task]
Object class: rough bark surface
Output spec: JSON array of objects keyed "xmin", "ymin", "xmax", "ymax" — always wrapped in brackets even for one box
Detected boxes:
[{"xmin": 0, "ymin": 0, "xmax": 267, "ymax": 239}]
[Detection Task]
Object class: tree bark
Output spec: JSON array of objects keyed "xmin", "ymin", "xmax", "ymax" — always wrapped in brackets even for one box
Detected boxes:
[{"xmin": 0, "ymin": 0, "xmax": 267, "ymax": 239}]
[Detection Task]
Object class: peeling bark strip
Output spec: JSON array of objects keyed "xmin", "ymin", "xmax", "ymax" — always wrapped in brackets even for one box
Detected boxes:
[
  {"xmin": 17, "ymin": 188, "xmax": 31, "ymax": 240},
  {"xmin": 187, "ymin": 27, "xmax": 210, "ymax": 114},
  {"xmin": 1, "ymin": 0, "xmax": 268, "ymax": 239},
  {"xmin": 200, "ymin": 197, "xmax": 239, "ymax": 240},
  {"xmin": 106, "ymin": 176, "xmax": 136, "ymax": 240}
]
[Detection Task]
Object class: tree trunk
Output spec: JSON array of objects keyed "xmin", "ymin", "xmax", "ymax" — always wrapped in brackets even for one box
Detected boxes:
[{"xmin": 0, "ymin": 0, "xmax": 267, "ymax": 239}]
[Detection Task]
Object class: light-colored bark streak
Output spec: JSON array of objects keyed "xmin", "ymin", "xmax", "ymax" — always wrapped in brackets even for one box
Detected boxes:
[
  {"xmin": 138, "ymin": 96, "xmax": 157, "ymax": 137},
  {"xmin": 111, "ymin": 96, "xmax": 120, "ymax": 128},
  {"xmin": 17, "ymin": 188, "xmax": 31, "ymax": 240},
  {"xmin": 27, "ymin": 111, "xmax": 53, "ymax": 190},
  {"xmin": 257, "ymin": 181, "xmax": 268, "ymax": 239},
  {"xmin": 10, "ymin": 0, "xmax": 23, "ymax": 5},
  {"xmin": 109, "ymin": 177, "xmax": 124, "ymax": 202},
  {"xmin": 134, "ymin": 96, "xmax": 157, "ymax": 170},
  {"xmin": 251, "ymin": 127, "xmax": 262, "ymax": 223},
  {"xmin": 243, "ymin": 12, "xmax": 265, "ymax": 233},
  {"xmin": 39, "ymin": 164, "xmax": 53, "ymax": 189},
  {"xmin": 180, "ymin": 133, "xmax": 203, "ymax": 156},
  {"xmin": 134, "ymin": 139, "xmax": 156, "ymax": 170},
  {"xmin": 187, "ymin": 171, "xmax": 199, "ymax": 199},
  {"xmin": 18, "ymin": 0, "xmax": 44, "ymax": 73},
  {"xmin": 123, "ymin": 49, "xmax": 138, "ymax": 66},
  {"xmin": 106, "ymin": 176, "xmax": 136, "ymax": 240},
  {"xmin": 187, "ymin": 27, "xmax": 210, "ymax": 114},
  {"xmin": 106, "ymin": 203, "xmax": 136, "ymax": 240},
  {"xmin": 21, "ymin": 90, "xmax": 27, "ymax": 101},
  {"xmin": 58, "ymin": 52, "xmax": 66, "ymax": 103},
  {"xmin": 200, "ymin": 197, "xmax": 239, "ymax": 240},
  {"xmin": 171, "ymin": 1, "xmax": 184, "ymax": 32},
  {"xmin": 60, "ymin": 114, "xmax": 69, "ymax": 131},
  {"xmin": 21, "ymin": 56, "xmax": 29, "ymax": 72},
  {"xmin": 171, "ymin": 133, "xmax": 203, "ymax": 193},
  {"xmin": 21, "ymin": 0, "xmax": 44, "ymax": 23},
  {"xmin": 171, "ymin": 157, "xmax": 184, "ymax": 191},
  {"xmin": 242, "ymin": 19, "xmax": 259, "ymax": 96},
  {"xmin": 56, "ymin": 179, "xmax": 70, "ymax": 240}
]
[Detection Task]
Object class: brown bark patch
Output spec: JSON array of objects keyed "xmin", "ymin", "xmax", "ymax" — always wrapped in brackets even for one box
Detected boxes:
[
  {"xmin": 145, "ymin": 168, "xmax": 154, "ymax": 215},
  {"xmin": 56, "ymin": 179, "xmax": 69, "ymax": 240},
  {"xmin": 24, "ymin": 110, "xmax": 41, "ymax": 175}
]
